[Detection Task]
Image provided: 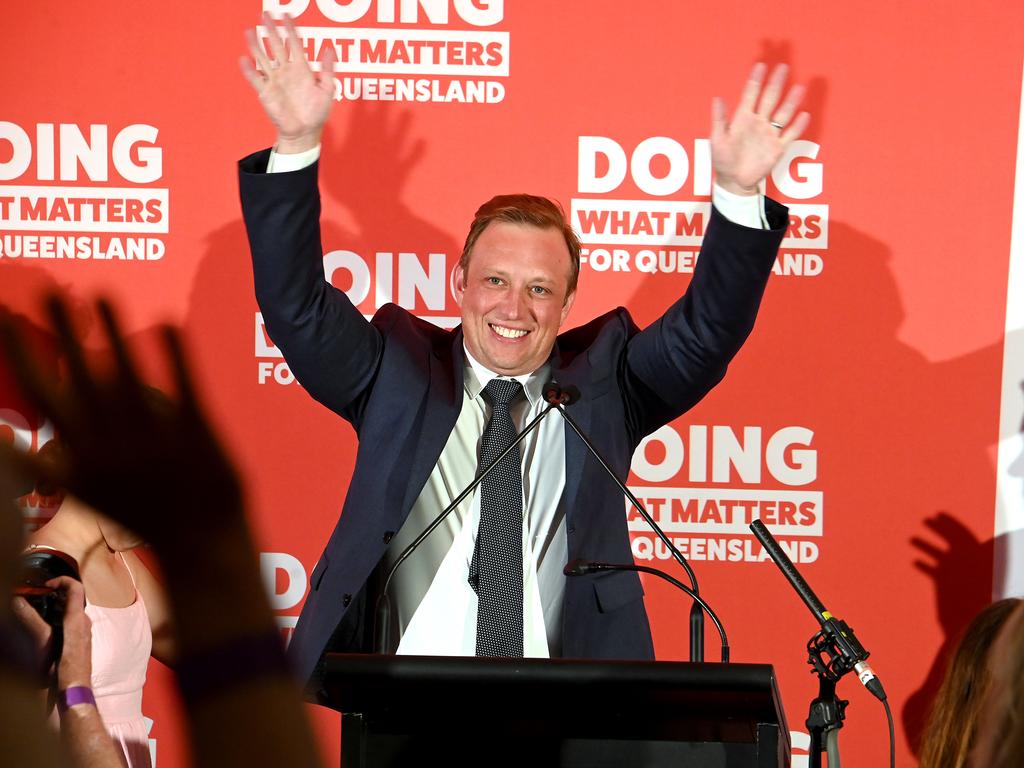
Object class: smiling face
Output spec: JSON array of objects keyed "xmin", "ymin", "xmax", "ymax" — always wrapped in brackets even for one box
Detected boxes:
[{"xmin": 454, "ymin": 221, "xmax": 576, "ymax": 376}]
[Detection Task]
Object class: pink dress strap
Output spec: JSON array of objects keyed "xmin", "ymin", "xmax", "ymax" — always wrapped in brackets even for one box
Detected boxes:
[{"xmin": 119, "ymin": 551, "xmax": 140, "ymax": 589}]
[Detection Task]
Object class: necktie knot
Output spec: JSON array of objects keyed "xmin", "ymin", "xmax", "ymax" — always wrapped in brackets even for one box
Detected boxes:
[{"xmin": 484, "ymin": 378, "xmax": 523, "ymax": 409}]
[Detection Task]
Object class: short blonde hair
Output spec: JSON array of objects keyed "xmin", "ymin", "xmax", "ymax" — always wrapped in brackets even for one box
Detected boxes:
[{"xmin": 460, "ymin": 194, "xmax": 581, "ymax": 297}]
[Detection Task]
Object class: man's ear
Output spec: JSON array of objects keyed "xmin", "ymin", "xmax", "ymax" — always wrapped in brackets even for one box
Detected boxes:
[
  {"xmin": 452, "ymin": 263, "xmax": 466, "ymax": 306},
  {"xmin": 559, "ymin": 290, "xmax": 576, "ymax": 326}
]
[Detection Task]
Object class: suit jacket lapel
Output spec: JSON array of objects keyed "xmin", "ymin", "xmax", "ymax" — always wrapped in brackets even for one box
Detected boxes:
[
  {"xmin": 549, "ymin": 344, "xmax": 591, "ymax": 529},
  {"xmin": 398, "ymin": 329, "xmax": 466, "ymax": 516}
]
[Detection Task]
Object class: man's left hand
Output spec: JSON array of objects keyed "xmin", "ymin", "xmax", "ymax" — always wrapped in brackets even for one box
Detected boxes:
[{"xmin": 711, "ymin": 62, "xmax": 809, "ymax": 196}]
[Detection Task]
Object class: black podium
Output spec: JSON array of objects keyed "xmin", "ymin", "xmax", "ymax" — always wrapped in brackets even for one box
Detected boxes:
[{"xmin": 321, "ymin": 654, "xmax": 790, "ymax": 767}]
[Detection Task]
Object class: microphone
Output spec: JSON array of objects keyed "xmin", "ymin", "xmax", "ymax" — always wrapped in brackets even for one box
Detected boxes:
[
  {"xmin": 543, "ymin": 381, "xmax": 580, "ymax": 406},
  {"xmin": 374, "ymin": 394, "xmax": 562, "ymax": 654},
  {"xmin": 749, "ymin": 519, "xmax": 886, "ymax": 701},
  {"xmin": 564, "ymin": 559, "xmax": 729, "ymax": 662},
  {"xmin": 548, "ymin": 386, "xmax": 719, "ymax": 663},
  {"xmin": 562, "ymin": 559, "xmax": 591, "ymax": 576}
]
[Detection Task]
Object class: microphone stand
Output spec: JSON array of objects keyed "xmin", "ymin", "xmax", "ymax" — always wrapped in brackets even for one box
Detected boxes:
[{"xmin": 749, "ymin": 519, "xmax": 889, "ymax": 768}]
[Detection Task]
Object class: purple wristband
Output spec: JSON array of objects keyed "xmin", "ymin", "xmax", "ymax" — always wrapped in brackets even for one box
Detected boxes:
[{"xmin": 58, "ymin": 685, "xmax": 96, "ymax": 713}]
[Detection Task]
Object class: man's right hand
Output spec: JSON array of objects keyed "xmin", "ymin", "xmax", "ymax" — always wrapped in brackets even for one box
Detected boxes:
[{"xmin": 240, "ymin": 13, "xmax": 337, "ymax": 154}]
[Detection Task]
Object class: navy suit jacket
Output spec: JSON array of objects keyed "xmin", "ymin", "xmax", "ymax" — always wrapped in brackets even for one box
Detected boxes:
[{"xmin": 239, "ymin": 149, "xmax": 786, "ymax": 691}]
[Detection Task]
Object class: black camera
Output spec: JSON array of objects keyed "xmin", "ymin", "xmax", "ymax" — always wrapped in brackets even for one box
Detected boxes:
[
  {"xmin": 16, "ymin": 549, "xmax": 81, "ymax": 624},
  {"xmin": 14, "ymin": 549, "xmax": 81, "ymax": 672}
]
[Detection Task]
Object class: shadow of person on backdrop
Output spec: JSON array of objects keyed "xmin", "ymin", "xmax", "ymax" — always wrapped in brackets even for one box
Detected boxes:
[
  {"xmin": 790, "ymin": 220, "xmax": 1012, "ymax": 756},
  {"xmin": 627, "ymin": 213, "xmax": 1013, "ymax": 755},
  {"xmin": 906, "ymin": 376, "xmax": 1024, "ymax": 753},
  {"xmin": 320, "ymin": 102, "xmax": 456, "ymax": 254},
  {"xmin": 789, "ymin": 219, "xmax": 1015, "ymax": 756},
  {"xmin": 180, "ymin": 100, "xmax": 461, "ymax": 488}
]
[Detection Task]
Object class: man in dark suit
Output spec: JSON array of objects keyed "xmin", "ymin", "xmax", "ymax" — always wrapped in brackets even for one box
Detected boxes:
[{"xmin": 239, "ymin": 15, "xmax": 808, "ymax": 695}]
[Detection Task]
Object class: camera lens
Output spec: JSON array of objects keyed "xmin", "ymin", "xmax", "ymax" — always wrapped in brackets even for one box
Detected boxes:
[{"xmin": 15, "ymin": 549, "xmax": 81, "ymax": 627}]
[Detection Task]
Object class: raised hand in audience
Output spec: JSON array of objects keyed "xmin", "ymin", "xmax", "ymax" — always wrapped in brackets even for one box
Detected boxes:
[{"xmin": 1, "ymin": 295, "xmax": 323, "ymax": 768}]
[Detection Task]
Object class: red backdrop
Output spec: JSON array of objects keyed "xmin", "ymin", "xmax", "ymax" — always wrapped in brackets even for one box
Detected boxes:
[{"xmin": 3, "ymin": 2, "xmax": 1023, "ymax": 766}]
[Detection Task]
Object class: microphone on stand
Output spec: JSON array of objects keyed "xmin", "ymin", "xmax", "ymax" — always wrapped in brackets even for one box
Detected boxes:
[
  {"xmin": 749, "ymin": 519, "xmax": 886, "ymax": 700},
  {"xmin": 543, "ymin": 381, "xmax": 580, "ymax": 406},
  {"xmin": 545, "ymin": 383, "xmax": 720, "ymax": 663}
]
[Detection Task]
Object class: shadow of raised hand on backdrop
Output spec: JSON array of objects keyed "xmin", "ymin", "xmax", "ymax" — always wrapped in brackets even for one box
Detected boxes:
[{"xmin": 903, "ymin": 512, "xmax": 996, "ymax": 748}]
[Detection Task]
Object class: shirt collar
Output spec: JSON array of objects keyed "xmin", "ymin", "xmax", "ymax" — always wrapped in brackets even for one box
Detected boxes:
[{"xmin": 463, "ymin": 345, "xmax": 550, "ymax": 407}]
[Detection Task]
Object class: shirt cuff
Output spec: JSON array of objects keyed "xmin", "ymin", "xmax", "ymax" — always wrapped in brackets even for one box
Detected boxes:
[
  {"xmin": 267, "ymin": 145, "xmax": 321, "ymax": 174},
  {"xmin": 712, "ymin": 183, "xmax": 767, "ymax": 229}
]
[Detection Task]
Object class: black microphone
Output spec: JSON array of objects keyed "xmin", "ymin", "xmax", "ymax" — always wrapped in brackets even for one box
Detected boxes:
[
  {"xmin": 549, "ymin": 387, "xmax": 718, "ymax": 663},
  {"xmin": 543, "ymin": 381, "xmax": 580, "ymax": 406},
  {"xmin": 374, "ymin": 396, "xmax": 561, "ymax": 654},
  {"xmin": 564, "ymin": 559, "xmax": 729, "ymax": 662},
  {"xmin": 563, "ymin": 559, "xmax": 591, "ymax": 576},
  {"xmin": 749, "ymin": 519, "xmax": 886, "ymax": 701}
]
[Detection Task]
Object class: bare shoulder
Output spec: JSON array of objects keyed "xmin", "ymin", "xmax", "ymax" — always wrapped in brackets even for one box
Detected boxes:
[{"xmin": 25, "ymin": 520, "xmax": 79, "ymax": 561}]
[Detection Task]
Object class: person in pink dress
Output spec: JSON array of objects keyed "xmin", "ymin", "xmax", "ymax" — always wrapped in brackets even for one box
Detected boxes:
[
  {"xmin": 24, "ymin": 491, "xmax": 173, "ymax": 768},
  {"xmin": 3, "ymin": 294, "xmax": 323, "ymax": 767}
]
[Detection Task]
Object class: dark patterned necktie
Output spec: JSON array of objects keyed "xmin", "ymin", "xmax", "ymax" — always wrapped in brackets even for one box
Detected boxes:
[{"xmin": 469, "ymin": 378, "xmax": 524, "ymax": 657}]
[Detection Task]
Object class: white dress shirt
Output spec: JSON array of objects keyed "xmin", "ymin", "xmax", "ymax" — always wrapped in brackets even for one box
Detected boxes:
[{"xmin": 389, "ymin": 353, "xmax": 567, "ymax": 656}]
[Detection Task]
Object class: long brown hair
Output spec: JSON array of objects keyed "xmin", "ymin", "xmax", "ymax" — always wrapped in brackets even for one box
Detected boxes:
[
  {"xmin": 918, "ymin": 598, "xmax": 1021, "ymax": 768},
  {"xmin": 972, "ymin": 600, "xmax": 1024, "ymax": 768}
]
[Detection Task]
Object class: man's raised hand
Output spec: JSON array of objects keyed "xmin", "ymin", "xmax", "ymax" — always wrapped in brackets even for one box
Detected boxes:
[
  {"xmin": 240, "ymin": 13, "xmax": 338, "ymax": 154},
  {"xmin": 711, "ymin": 63, "xmax": 810, "ymax": 196}
]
